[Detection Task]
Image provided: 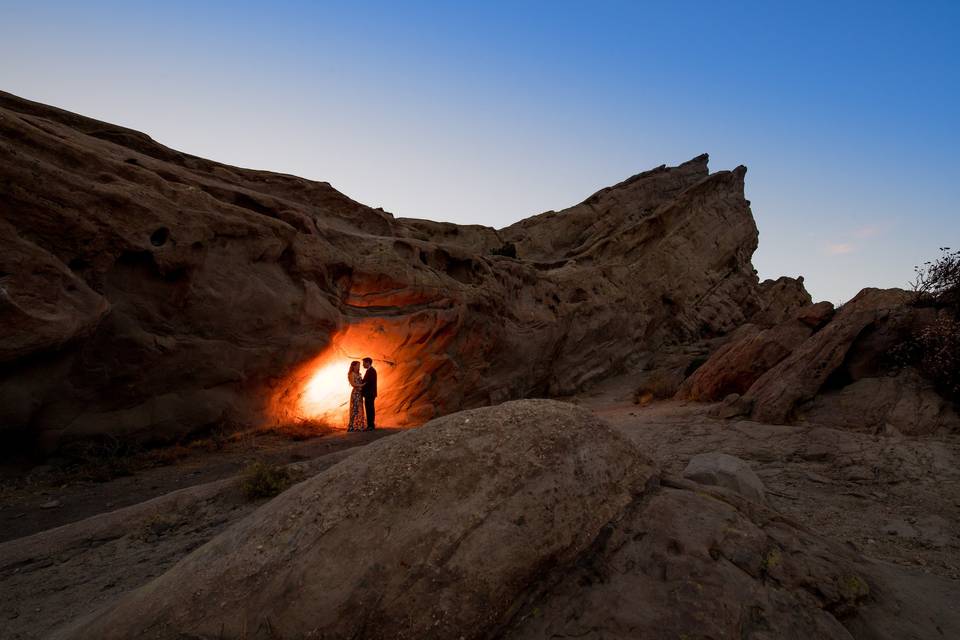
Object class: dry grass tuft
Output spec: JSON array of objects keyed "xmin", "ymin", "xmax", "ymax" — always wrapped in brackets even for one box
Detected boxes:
[
  {"xmin": 240, "ymin": 460, "xmax": 302, "ymax": 500},
  {"xmin": 262, "ymin": 418, "xmax": 334, "ymax": 441}
]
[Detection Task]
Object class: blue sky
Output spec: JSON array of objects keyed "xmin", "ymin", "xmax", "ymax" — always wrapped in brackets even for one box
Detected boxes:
[{"xmin": 2, "ymin": 1, "xmax": 958, "ymax": 303}]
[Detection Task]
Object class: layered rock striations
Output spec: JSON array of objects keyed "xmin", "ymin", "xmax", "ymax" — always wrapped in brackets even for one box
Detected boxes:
[
  {"xmin": 51, "ymin": 401, "xmax": 957, "ymax": 640},
  {"xmin": 0, "ymin": 91, "xmax": 800, "ymax": 450}
]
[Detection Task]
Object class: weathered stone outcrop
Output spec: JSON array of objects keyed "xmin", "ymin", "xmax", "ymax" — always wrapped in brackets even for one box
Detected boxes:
[
  {"xmin": 752, "ymin": 275, "xmax": 815, "ymax": 325},
  {"xmin": 685, "ymin": 287, "xmax": 960, "ymax": 434},
  {"xmin": 800, "ymin": 368, "xmax": 960, "ymax": 435},
  {"xmin": 677, "ymin": 301, "xmax": 834, "ymax": 401},
  {"xmin": 52, "ymin": 401, "xmax": 959, "ymax": 640},
  {"xmin": 742, "ymin": 289, "xmax": 913, "ymax": 423},
  {"xmin": 56, "ymin": 400, "xmax": 655, "ymax": 639},
  {"xmin": 0, "ymin": 91, "xmax": 798, "ymax": 450}
]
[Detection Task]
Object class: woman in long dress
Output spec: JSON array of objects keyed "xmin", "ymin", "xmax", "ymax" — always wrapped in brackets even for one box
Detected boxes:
[{"xmin": 346, "ymin": 360, "xmax": 366, "ymax": 431}]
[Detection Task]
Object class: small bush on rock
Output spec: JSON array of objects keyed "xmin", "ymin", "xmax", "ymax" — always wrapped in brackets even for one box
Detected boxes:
[
  {"xmin": 891, "ymin": 248, "xmax": 960, "ymax": 402},
  {"xmin": 891, "ymin": 315, "xmax": 960, "ymax": 402},
  {"xmin": 911, "ymin": 247, "xmax": 960, "ymax": 311},
  {"xmin": 240, "ymin": 461, "xmax": 300, "ymax": 500},
  {"xmin": 135, "ymin": 511, "xmax": 185, "ymax": 542}
]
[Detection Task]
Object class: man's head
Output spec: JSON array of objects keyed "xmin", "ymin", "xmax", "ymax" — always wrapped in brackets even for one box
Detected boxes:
[{"xmin": 362, "ymin": 357, "xmax": 373, "ymax": 369}]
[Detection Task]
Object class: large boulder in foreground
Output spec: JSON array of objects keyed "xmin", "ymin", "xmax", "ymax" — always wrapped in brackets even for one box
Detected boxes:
[
  {"xmin": 55, "ymin": 400, "xmax": 959, "ymax": 640},
  {"xmin": 57, "ymin": 400, "xmax": 655, "ymax": 639}
]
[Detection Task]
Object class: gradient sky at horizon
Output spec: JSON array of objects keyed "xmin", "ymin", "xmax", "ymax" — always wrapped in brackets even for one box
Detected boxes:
[{"xmin": 2, "ymin": 0, "xmax": 958, "ymax": 303}]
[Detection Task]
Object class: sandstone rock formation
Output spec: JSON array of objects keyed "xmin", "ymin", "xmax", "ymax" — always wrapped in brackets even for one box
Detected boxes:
[
  {"xmin": 736, "ymin": 288, "xmax": 960, "ymax": 433},
  {"xmin": 632, "ymin": 339, "xmax": 720, "ymax": 404},
  {"xmin": 0, "ymin": 91, "xmax": 803, "ymax": 451},
  {"xmin": 743, "ymin": 289, "xmax": 915, "ymax": 423},
  {"xmin": 800, "ymin": 368, "xmax": 960, "ymax": 435},
  {"xmin": 673, "ymin": 284, "xmax": 960, "ymax": 434},
  {"xmin": 677, "ymin": 301, "xmax": 834, "ymax": 401},
  {"xmin": 50, "ymin": 400, "xmax": 958, "ymax": 640},
  {"xmin": 56, "ymin": 400, "xmax": 654, "ymax": 639}
]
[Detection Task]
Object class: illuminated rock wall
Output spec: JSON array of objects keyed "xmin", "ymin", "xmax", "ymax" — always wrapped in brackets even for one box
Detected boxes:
[{"xmin": 0, "ymin": 91, "xmax": 805, "ymax": 449}]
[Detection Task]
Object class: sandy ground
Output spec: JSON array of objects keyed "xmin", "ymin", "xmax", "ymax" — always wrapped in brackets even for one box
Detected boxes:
[{"xmin": 0, "ymin": 379, "xmax": 958, "ymax": 638}]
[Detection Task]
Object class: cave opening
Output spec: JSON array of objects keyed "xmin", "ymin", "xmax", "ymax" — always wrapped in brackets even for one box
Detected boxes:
[{"xmin": 269, "ymin": 316, "xmax": 451, "ymax": 431}]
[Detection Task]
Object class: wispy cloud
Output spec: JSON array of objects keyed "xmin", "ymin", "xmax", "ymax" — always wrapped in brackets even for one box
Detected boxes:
[
  {"xmin": 853, "ymin": 224, "xmax": 882, "ymax": 239},
  {"xmin": 826, "ymin": 243, "xmax": 856, "ymax": 255}
]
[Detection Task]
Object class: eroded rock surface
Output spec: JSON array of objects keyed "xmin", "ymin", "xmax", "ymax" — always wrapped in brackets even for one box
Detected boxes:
[
  {"xmin": 45, "ymin": 400, "xmax": 958, "ymax": 640},
  {"xmin": 0, "ymin": 91, "xmax": 804, "ymax": 450},
  {"xmin": 800, "ymin": 369, "xmax": 960, "ymax": 435},
  {"xmin": 743, "ymin": 289, "xmax": 913, "ymax": 424},
  {"xmin": 677, "ymin": 301, "xmax": 834, "ymax": 402},
  {"xmin": 682, "ymin": 451, "xmax": 767, "ymax": 502},
  {"xmin": 56, "ymin": 400, "xmax": 654, "ymax": 639}
]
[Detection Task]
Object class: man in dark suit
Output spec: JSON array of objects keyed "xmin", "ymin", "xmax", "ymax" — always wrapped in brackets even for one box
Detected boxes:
[{"xmin": 361, "ymin": 357, "xmax": 377, "ymax": 430}]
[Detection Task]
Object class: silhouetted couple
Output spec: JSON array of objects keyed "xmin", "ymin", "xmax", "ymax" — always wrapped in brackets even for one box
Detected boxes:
[{"xmin": 347, "ymin": 358, "xmax": 377, "ymax": 431}]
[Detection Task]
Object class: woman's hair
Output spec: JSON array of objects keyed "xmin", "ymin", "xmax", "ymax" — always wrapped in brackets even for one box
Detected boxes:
[{"xmin": 348, "ymin": 360, "xmax": 360, "ymax": 378}]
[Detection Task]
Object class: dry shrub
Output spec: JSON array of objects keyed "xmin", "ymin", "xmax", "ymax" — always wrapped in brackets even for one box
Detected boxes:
[
  {"xmin": 185, "ymin": 430, "xmax": 230, "ymax": 453},
  {"xmin": 891, "ymin": 248, "xmax": 960, "ymax": 402},
  {"xmin": 263, "ymin": 418, "xmax": 333, "ymax": 441},
  {"xmin": 135, "ymin": 511, "xmax": 185, "ymax": 542},
  {"xmin": 58, "ymin": 436, "xmax": 144, "ymax": 482},
  {"xmin": 911, "ymin": 247, "xmax": 960, "ymax": 311},
  {"xmin": 892, "ymin": 315, "xmax": 960, "ymax": 402},
  {"xmin": 146, "ymin": 444, "xmax": 192, "ymax": 466},
  {"xmin": 240, "ymin": 461, "xmax": 301, "ymax": 500}
]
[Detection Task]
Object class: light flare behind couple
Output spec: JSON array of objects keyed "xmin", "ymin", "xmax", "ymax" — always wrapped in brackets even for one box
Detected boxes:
[{"xmin": 347, "ymin": 357, "xmax": 377, "ymax": 431}]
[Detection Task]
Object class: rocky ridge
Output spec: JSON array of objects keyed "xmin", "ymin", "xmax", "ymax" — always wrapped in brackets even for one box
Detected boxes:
[{"xmin": 0, "ymin": 90, "xmax": 801, "ymax": 451}]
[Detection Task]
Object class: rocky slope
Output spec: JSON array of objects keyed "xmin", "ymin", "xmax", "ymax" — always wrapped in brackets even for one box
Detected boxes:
[
  {"xmin": 18, "ymin": 400, "xmax": 950, "ymax": 640},
  {"xmin": 0, "ymin": 91, "xmax": 802, "ymax": 452}
]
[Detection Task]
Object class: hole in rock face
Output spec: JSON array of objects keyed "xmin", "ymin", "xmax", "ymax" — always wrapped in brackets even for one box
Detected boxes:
[
  {"xmin": 150, "ymin": 227, "xmax": 170, "ymax": 247},
  {"xmin": 269, "ymin": 315, "xmax": 458, "ymax": 431}
]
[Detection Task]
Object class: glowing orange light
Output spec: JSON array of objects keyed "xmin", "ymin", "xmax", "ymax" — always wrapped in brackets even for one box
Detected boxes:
[
  {"xmin": 299, "ymin": 358, "xmax": 355, "ymax": 425},
  {"xmin": 269, "ymin": 312, "xmax": 460, "ymax": 431}
]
